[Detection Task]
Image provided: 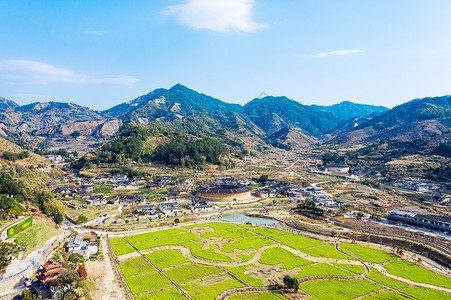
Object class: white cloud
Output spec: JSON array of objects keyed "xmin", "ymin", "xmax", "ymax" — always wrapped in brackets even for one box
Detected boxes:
[
  {"xmin": 85, "ymin": 29, "xmax": 109, "ymax": 36},
  {"xmin": 0, "ymin": 60, "xmax": 139, "ymax": 85},
  {"xmin": 315, "ymin": 49, "xmax": 366, "ymax": 57},
  {"xmin": 164, "ymin": 0, "xmax": 266, "ymax": 33}
]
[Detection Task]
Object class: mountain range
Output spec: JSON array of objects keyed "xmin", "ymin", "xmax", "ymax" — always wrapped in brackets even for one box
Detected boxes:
[{"xmin": 0, "ymin": 84, "xmax": 449, "ymax": 152}]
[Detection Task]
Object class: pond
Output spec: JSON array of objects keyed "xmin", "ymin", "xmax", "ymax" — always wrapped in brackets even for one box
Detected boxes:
[{"xmin": 212, "ymin": 213, "xmax": 279, "ymax": 226}]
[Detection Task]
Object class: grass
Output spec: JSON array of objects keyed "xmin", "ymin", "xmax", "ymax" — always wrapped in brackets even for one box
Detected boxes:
[
  {"xmin": 110, "ymin": 237, "xmax": 127, "ymax": 245},
  {"xmin": 145, "ymin": 249, "xmax": 191, "ymax": 269},
  {"xmin": 224, "ymin": 265, "xmax": 264, "ymax": 287},
  {"xmin": 237, "ymin": 252, "xmax": 256, "ymax": 263},
  {"xmin": 332, "ymin": 263, "xmax": 366, "ymax": 275},
  {"xmin": 400, "ymin": 286, "xmax": 451, "ymax": 300},
  {"xmin": 185, "ymin": 222, "xmax": 239, "ymax": 231},
  {"xmin": 111, "ymin": 243, "xmax": 135, "ymax": 256},
  {"xmin": 220, "ymin": 236, "xmax": 275, "ymax": 252},
  {"xmin": 299, "ymin": 279, "xmax": 382, "ymax": 300},
  {"xmin": 362, "ymin": 291, "xmax": 408, "ymax": 299},
  {"xmin": 13, "ymin": 222, "xmax": 61, "ymax": 255},
  {"xmin": 302, "ymin": 245, "xmax": 353, "ymax": 260},
  {"xmin": 259, "ymin": 247, "xmax": 312, "ymax": 270},
  {"xmin": 120, "ymin": 257, "xmax": 155, "ymax": 276},
  {"xmin": 135, "ymin": 288, "xmax": 186, "ymax": 300},
  {"xmin": 249, "ymin": 227, "xmax": 289, "ymax": 237},
  {"xmin": 234, "ymin": 224, "xmax": 256, "ymax": 230},
  {"xmin": 163, "ymin": 263, "xmax": 223, "ymax": 284},
  {"xmin": 340, "ymin": 243, "xmax": 398, "ymax": 263},
  {"xmin": 183, "ymin": 242, "xmax": 234, "ymax": 262},
  {"xmin": 132, "ymin": 233, "xmax": 200, "ymax": 250},
  {"xmin": 366, "ymin": 268, "xmax": 409, "ymax": 290},
  {"xmin": 182, "ymin": 275, "xmax": 244, "ymax": 300},
  {"xmin": 125, "ymin": 228, "xmax": 187, "ymax": 243},
  {"xmin": 385, "ymin": 260, "xmax": 451, "ymax": 289},
  {"xmin": 125, "ymin": 272, "xmax": 172, "ymax": 294},
  {"xmin": 294, "ymin": 263, "xmax": 354, "ymax": 278},
  {"xmin": 228, "ymin": 292, "xmax": 286, "ymax": 299},
  {"xmin": 273, "ymin": 234, "xmax": 325, "ymax": 250},
  {"xmin": 200, "ymin": 228, "xmax": 255, "ymax": 239}
]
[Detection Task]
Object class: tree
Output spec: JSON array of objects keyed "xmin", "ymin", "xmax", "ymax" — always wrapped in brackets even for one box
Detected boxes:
[
  {"xmin": 6, "ymin": 201, "xmax": 25, "ymax": 217},
  {"xmin": 283, "ymin": 275, "xmax": 299, "ymax": 292},
  {"xmin": 56, "ymin": 269, "xmax": 81, "ymax": 287},
  {"xmin": 0, "ymin": 242, "xmax": 24, "ymax": 274},
  {"xmin": 54, "ymin": 211, "xmax": 64, "ymax": 224},
  {"xmin": 68, "ymin": 253, "xmax": 85, "ymax": 266},
  {"xmin": 76, "ymin": 214, "xmax": 88, "ymax": 224},
  {"xmin": 257, "ymin": 174, "xmax": 268, "ymax": 184},
  {"xmin": 21, "ymin": 289, "xmax": 38, "ymax": 300},
  {"xmin": 77, "ymin": 265, "xmax": 88, "ymax": 279},
  {"xmin": 321, "ymin": 153, "xmax": 344, "ymax": 165}
]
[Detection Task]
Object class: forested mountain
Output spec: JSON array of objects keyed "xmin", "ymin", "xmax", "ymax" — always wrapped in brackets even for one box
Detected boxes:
[
  {"xmin": 311, "ymin": 101, "xmax": 388, "ymax": 121},
  {"xmin": 0, "ymin": 97, "xmax": 19, "ymax": 112}
]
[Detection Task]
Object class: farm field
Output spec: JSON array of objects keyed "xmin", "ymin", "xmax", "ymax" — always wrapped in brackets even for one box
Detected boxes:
[{"xmin": 110, "ymin": 221, "xmax": 451, "ymax": 299}]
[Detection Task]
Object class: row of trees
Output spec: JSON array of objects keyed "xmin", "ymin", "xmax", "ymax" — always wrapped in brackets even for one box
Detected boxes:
[{"xmin": 1, "ymin": 151, "xmax": 29, "ymax": 161}]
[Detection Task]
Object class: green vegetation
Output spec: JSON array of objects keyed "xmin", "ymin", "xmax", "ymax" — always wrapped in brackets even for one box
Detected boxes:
[
  {"xmin": 331, "ymin": 263, "xmax": 365, "ymax": 275},
  {"xmin": 224, "ymin": 265, "xmax": 264, "ymax": 287},
  {"xmin": 385, "ymin": 260, "xmax": 451, "ymax": 289},
  {"xmin": 401, "ymin": 287, "xmax": 451, "ymax": 300},
  {"xmin": 258, "ymin": 247, "xmax": 312, "ymax": 270},
  {"xmin": 200, "ymin": 228, "xmax": 254, "ymax": 239},
  {"xmin": 220, "ymin": 236, "xmax": 274, "ymax": 252},
  {"xmin": 362, "ymin": 291, "xmax": 407, "ymax": 299},
  {"xmin": 294, "ymin": 263, "xmax": 353, "ymax": 278},
  {"xmin": 120, "ymin": 257, "xmax": 155, "ymax": 277},
  {"xmin": 236, "ymin": 252, "xmax": 256, "ymax": 263},
  {"xmin": 299, "ymin": 279, "xmax": 382, "ymax": 300},
  {"xmin": 249, "ymin": 227, "xmax": 289, "ymax": 237},
  {"xmin": 366, "ymin": 268, "xmax": 409, "ymax": 290},
  {"xmin": 145, "ymin": 249, "xmax": 190, "ymax": 269},
  {"xmin": 111, "ymin": 243, "xmax": 135, "ymax": 256},
  {"xmin": 302, "ymin": 245, "xmax": 352, "ymax": 260},
  {"xmin": 110, "ymin": 237, "xmax": 127, "ymax": 245},
  {"xmin": 185, "ymin": 222, "xmax": 239, "ymax": 231},
  {"xmin": 125, "ymin": 272, "xmax": 172, "ymax": 294},
  {"xmin": 135, "ymin": 288, "xmax": 186, "ymax": 300},
  {"xmin": 132, "ymin": 233, "xmax": 200, "ymax": 250},
  {"xmin": 182, "ymin": 275, "xmax": 244, "ymax": 300},
  {"xmin": 228, "ymin": 293, "xmax": 286, "ymax": 300},
  {"xmin": 183, "ymin": 242, "xmax": 234, "ymax": 262},
  {"xmin": 163, "ymin": 263, "xmax": 222, "ymax": 284},
  {"xmin": 14, "ymin": 222, "xmax": 60, "ymax": 254},
  {"xmin": 273, "ymin": 234, "xmax": 325, "ymax": 250},
  {"xmin": 125, "ymin": 228, "xmax": 187, "ymax": 243},
  {"xmin": 1, "ymin": 151, "xmax": 29, "ymax": 161},
  {"xmin": 340, "ymin": 243, "xmax": 398, "ymax": 263}
]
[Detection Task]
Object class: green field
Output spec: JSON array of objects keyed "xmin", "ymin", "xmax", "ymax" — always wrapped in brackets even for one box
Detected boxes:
[
  {"xmin": 332, "ymin": 263, "xmax": 366, "ymax": 275},
  {"xmin": 273, "ymin": 234, "xmax": 325, "ymax": 250},
  {"xmin": 302, "ymin": 245, "xmax": 353, "ymax": 260},
  {"xmin": 300, "ymin": 279, "xmax": 382, "ymax": 300},
  {"xmin": 182, "ymin": 275, "xmax": 244, "ymax": 300},
  {"xmin": 145, "ymin": 249, "xmax": 191, "ymax": 269},
  {"xmin": 111, "ymin": 243, "xmax": 135, "ymax": 256},
  {"xmin": 220, "ymin": 236, "xmax": 275, "ymax": 252},
  {"xmin": 135, "ymin": 288, "xmax": 186, "ymax": 300},
  {"xmin": 228, "ymin": 292, "xmax": 286, "ymax": 300},
  {"xmin": 224, "ymin": 265, "xmax": 264, "ymax": 287},
  {"xmin": 340, "ymin": 243, "xmax": 398, "ymax": 263},
  {"xmin": 366, "ymin": 268, "xmax": 409, "ymax": 290},
  {"xmin": 126, "ymin": 228, "xmax": 187, "ymax": 243},
  {"xmin": 13, "ymin": 222, "xmax": 61, "ymax": 255},
  {"xmin": 125, "ymin": 272, "xmax": 172, "ymax": 294},
  {"xmin": 401, "ymin": 286, "xmax": 451, "ymax": 300},
  {"xmin": 385, "ymin": 260, "xmax": 451, "ymax": 289},
  {"xmin": 362, "ymin": 291, "xmax": 407, "ymax": 299},
  {"xmin": 294, "ymin": 263, "xmax": 354, "ymax": 278},
  {"xmin": 200, "ymin": 227, "xmax": 255, "ymax": 239},
  {"xmin": 183, "ymin": 242, "xmax": 234, "ymax": 262},
  {"xmin": 110, "ymin": 237, "xmax": 127, "ymax": 245},
  {"xmin": 249, "ymin": 227, "xmax": 290, "ymax": 237},
  {"xmin": 259, "ymin": 247, "xmax": 312, "ymax": 269},
  {"xmin": 164, "ymin": 263, "xmax": 223, "ymax": 284},
  {"xmin": 132, "ymin": 233, "xmax": 200, "ymax": 250},
  {"xmin": 120, "ymin": 257, "xmax": 155, "ymax": 276},
  {"xmin": 185, "ymin": 222, "xmax": 240, "ymax": 231}
]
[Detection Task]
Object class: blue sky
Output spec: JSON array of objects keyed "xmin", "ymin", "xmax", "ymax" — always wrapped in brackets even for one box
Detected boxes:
[{"xmin": 1, "ymin": 0, "xmax": 451, "ymax": 110}]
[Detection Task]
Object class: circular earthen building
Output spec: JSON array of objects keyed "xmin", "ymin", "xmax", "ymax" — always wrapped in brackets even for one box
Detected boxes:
[{"xmin": 196, "ymin": 181, "xmax": 252, "ymax": 202}]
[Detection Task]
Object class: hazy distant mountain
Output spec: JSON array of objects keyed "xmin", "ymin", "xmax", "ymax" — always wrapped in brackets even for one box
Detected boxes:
[
  {"xmin": 243, "ymin": 96, "xmax": 341, "ymax": 137},
  {"xmin": 0, "ymin": 97, "xmax": 19, "ymax": 112},
  {"xmin": 311, "ymin": 101, "xmax": 388, "ymax": 121},
  {"xmin": 332, "ymin": 96, "xmax": 451, "ymax": 145}
]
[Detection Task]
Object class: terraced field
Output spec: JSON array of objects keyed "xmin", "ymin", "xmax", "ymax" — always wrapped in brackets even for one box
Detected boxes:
[{"xmin": 110, "ymin": 221, "xmax": 451, "ymax": 300}]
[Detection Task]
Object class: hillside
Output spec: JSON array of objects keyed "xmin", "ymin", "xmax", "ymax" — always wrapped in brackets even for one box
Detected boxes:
[
  {"xmin": 0, "ymin": 97, "xmax": 19, "ymax": 112},
  {"xmin": 243, "ymin": 96, "xmax": 342, "ymax": 136},
  {"xmin": 0, "ymin": 136, "xmax": 50, "ymax": 168},
  {"xmin": 311, "ymin": 101, "xmax": 388, "ymax": 121},
  {"xmin": 332, "ymin": 96, "xmax": 451, "ymax": 145}
]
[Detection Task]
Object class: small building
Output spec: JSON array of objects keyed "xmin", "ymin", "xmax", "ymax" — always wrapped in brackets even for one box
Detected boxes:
[
  {"xmin": 36, "ymin": 260, "xmax": 63, "ymax": 284},
  {"xmin": 159, "ymin": 202, "xmax": 181, "ymax": 215},
  {"xmin": 66, "ymin": 235, "xmax": 98, "ymax": 258},
  {"xmin": 324, "ymin": 164, "xmax": 350, "ymax": 173},
  {"xmin": 132, "ymin": 176, "xmax": 146, "ymax": 183},
  {"xmin": 114, "ymin": 194, "xmax": 146, "ymax": 206},
  {"xmin": 142, "ymin": 204, "xmax": 157, "ymax": 215},
  {"xmin": 112, "ymin": 181, "xmax": 135, "ymax": 190},
  {"xmin": 86, "ymin": 194, "xmax": 107, "ymax": 205},
  {"xmin": 388, "ymin": 210, "xmax": 451, "ymax": 232},
  {"xmin": 189, "ymin": 199, "xmax": 217, "ymax": 212}
]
